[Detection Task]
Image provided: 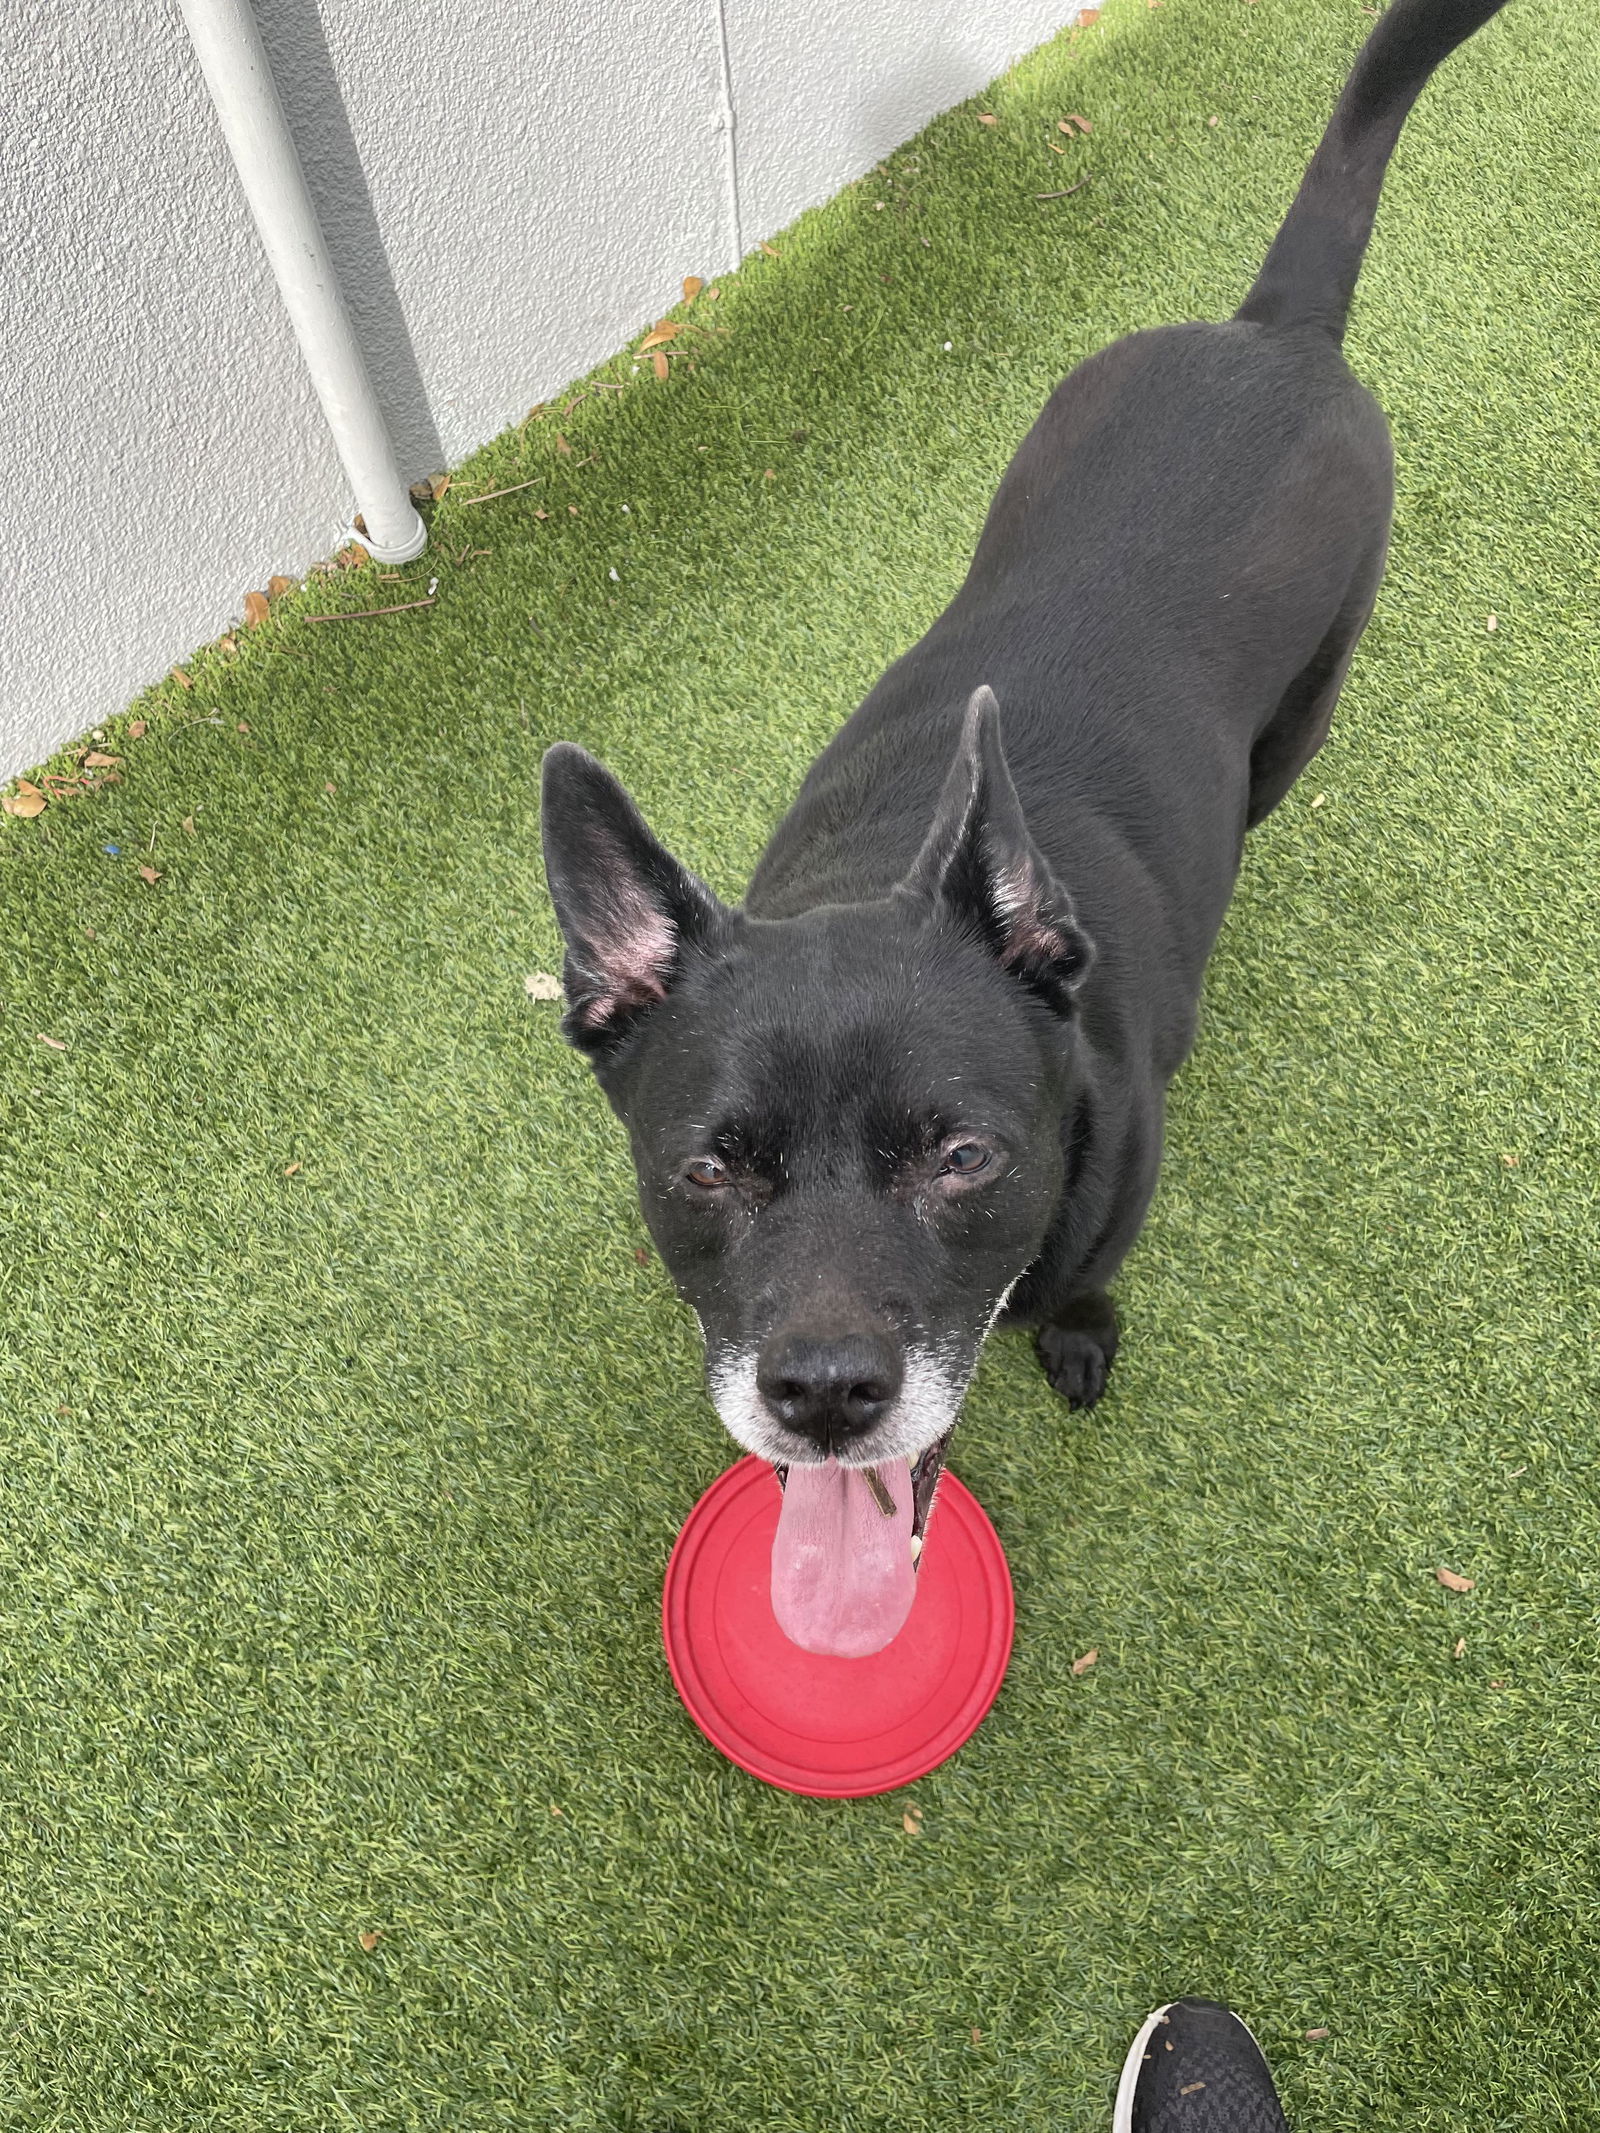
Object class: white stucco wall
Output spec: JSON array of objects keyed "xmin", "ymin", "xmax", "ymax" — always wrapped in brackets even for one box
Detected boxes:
[{"xmin": 2, "ymin": 0, "xmax": 1075, "ymax": 781}]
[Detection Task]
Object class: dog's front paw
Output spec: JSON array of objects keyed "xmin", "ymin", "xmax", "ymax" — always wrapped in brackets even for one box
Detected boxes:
[{"xmin": 1034, "ymin": 1293, "xmax": 1119, "ymax": 1409}]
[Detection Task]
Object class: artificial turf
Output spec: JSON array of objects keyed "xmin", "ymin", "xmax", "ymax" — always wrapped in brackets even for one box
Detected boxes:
[{"xmin": 3, "ymin": 0, "xmax": 1598, "ymax": 2123}]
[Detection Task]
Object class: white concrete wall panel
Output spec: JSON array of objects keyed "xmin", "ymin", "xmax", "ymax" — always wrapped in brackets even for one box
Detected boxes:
[
  {"xmin": 1, "ymin": 0, "xmax": 1074, "ymax": 780},
  {"xmin": 267, "ymin": 0, "xmax": 728, "ymax": 472},
  {"xmin": 4, "ymin": 3, "xmax": 340, "ymax": 782},
  {"xmin": 726, "ymin": 0, "xmax": 1072, "ymax": 252}
]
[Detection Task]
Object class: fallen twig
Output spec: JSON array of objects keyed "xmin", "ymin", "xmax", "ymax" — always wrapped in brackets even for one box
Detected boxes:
[
  {"xmin": 1035, "ymin": 172, "xmax": 1093, "ymax": 200},
  {"xmin": 303, "ymin": 596, "xmax": 438, "ymax": 623},
  {"xmin": 459, "ymin": 476, "xmax": 542, "ymax": 506},
  {"xmin": 558, "ymin": 383, "xmax": 626, "ymax": 418}
]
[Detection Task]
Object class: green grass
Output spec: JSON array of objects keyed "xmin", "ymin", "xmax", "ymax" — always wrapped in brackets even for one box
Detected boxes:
[{"xmin": 3, "ymin": 0, "xmax": 1598, "ymax": 2123}]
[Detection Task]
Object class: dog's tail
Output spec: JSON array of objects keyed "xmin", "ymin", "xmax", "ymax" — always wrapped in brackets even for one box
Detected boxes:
[{"xmin": 1235, "ymin": 0, "xmax": 1509, "ymax": 342}]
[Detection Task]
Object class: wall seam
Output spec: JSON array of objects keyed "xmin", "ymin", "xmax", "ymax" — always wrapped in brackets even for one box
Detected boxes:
[{"xmin": 711, "ymin": 0, "xmax": 743, "ymax": 271}]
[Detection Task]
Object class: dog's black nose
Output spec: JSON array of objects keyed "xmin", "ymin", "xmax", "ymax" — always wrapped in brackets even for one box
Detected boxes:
[{"xmin": 757, "ymin": 1331, "xmax": 904, "ymax": 1451}]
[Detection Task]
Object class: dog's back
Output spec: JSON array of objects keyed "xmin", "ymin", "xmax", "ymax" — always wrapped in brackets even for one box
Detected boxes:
[{"xmin": 748, "ymin": 0, "xmax": 1513, "ymax": 989}]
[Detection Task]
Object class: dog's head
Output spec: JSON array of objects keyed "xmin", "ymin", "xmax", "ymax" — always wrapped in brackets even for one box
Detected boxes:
[{"xmin": 540, "ymin": 688, "xmax": 1093, "ymax": 1540}]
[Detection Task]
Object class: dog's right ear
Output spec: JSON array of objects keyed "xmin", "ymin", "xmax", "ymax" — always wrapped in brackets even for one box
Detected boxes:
[{"xmin": 540, "ymin": 743, "xmax": 726, "ymax": 1057}]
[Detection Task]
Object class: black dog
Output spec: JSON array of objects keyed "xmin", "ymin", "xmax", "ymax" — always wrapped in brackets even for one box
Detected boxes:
[{"xmin": 541, "ymin": 0, "xmax": 1509, "ymax": 1642}]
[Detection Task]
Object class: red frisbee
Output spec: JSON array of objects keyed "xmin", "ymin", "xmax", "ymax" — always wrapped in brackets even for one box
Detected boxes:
[{"xmin": 662, "ymin": 1455, "xmax": 1013, "ymax": 1798}]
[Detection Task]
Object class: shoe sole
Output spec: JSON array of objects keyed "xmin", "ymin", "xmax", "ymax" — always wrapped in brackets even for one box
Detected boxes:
[{"xmin": 1111, "ymin": 2001, "xmax": 1273, "ymax": 2133}]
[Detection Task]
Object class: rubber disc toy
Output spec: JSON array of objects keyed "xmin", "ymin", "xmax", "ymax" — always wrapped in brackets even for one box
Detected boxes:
[{"xmin": 662, "ymin": 1451, "xmax": 1013, "ymax": 1798}]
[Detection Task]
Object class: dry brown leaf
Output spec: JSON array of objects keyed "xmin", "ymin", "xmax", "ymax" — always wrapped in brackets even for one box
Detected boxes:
[
  {"xmin": 633, "ymin": 1246, "xmax": 651, "ymax": 1265},
  {"xmin": 129, "ymin": 719, "xmax": 148, "ymax": 739},
  {"xmin": 37, "ymin": 1033, "xmax": 68, "ymax": 1050},
  {"xmin": 652, "ymin": 350, "xmax": 670, "ymax": 382},
  {"xmin": 268, "ymin": 574, "xmax": 295, "ymax": 598},
  {"xmin": 759, "ymin": 241, "xmax": 780, "ymax": 256},
  {"xmin": 218, "ymin": 633, "xmax": 239, "ymax": 655},
  {"xmin": 902, "ymin": 1808, "xmax": 923, "ymax": 1834},
  {"xmin": 182, "ymin": 816, "xmax": 196, "ymax": 837},
  {"xmin": 431, "ymin": 474, "xmax": 453, "ymax": 501},
  {"xmin": 638, "ymin": 325, "xmax": 681, "ymax": 351},
  {"xmin": 1436, "ymin": 1567, "xmax": 1475, "ymax": 1593},
  {"xmin": 524, "ymin": 972, "xmax": 563, "ymax": 1000},
  {"xmin": 284, "ymin": 1161, "xmax": 301, "ymax": 1177},
  {"xmin": 324, "ymin": 781, "xmax": 337, "ymax": 795},
  {"xmin": 244, "ymin": 590, "xmax": 271, "ymax": 627},
  {"xmin": 138, "ymin": 865, "xmax": 161, "ymax": 885},
  {"xmin": 1072, "ymin": 1648, "xmax": 1099, "ymax": 1676},
  {"xmin": 1453, "ymin": 1637, "xmax": 1467, "ymax": 1658},
  {"xmin": 82, "ymin": 751, "xmax": 119, "ymax": 768},
  {"xmin": 1305, "ymin": 2028, "xmax": 1330, "ymax": 2042},
  {"xmin": 1077, "ymin": 4, "xmax": 1100, "ymax": 17},
  {"xmin": 1065, "ymin": 113, "xmax": 1093, "ymax": 133},
  {"xmin": 971, "ymin": 2027, "xmax": 982, "ymax": 2046},
  {"xmin": 555, "ymin": 433, "xmax": 573, "ymax": 454},
  {"xmin": 978, "ymin": 113, "xmax": 998, "ymax": 125},
  {"xmin": 358, "ymin": 1930, "xmax": 382, "ymax": 1952},
  {"xmin": 3, "ymin": 789, "xmax": 46, "ymax": 818},
  {"xmin": 171, "ymin": 665, "xmax": 193, "ymax": 689},
  {"xmin": 708, "ymin": 284, "xmax": 721, "ymax": 299},
  {"xmin": 683, "ymin": 275, "xmax": 704, "ymax": 302}
]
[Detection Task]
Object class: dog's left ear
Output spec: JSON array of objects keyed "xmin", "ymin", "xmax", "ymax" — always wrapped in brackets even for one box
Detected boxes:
[
  {"xmin": 902, "ymin": 686, "xmax": 1094, "ymax": 1013},
  {"xmin": 541, "ymin": 743, "xmax": 727, "ymax": 1056}
]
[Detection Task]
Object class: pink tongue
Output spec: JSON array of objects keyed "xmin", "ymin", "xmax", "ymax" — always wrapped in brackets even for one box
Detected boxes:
[{"xmin": 771, "ymin": 1457, "xmax": 917, "ymax": 1657}]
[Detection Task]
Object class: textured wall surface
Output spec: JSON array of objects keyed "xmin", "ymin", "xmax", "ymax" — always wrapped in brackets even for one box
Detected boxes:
[
  {"xmin": 727, "ymin": 0, "xmax": 1068, "ymax": 259},
  {"xmin": 2, "ymin": 0, "xmax": 1076, "ymax": 779}
]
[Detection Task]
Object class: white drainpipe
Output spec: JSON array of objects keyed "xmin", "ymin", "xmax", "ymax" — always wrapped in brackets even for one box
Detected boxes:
[{"xmin": 175, "ymin": 0, "xmax": 427, "ymax": 563}]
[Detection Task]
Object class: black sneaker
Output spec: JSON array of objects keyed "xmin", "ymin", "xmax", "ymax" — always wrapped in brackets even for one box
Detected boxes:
[{"xmin": 1114, "ymin": 1999, "xmax": 1289, "ymax": 2132}]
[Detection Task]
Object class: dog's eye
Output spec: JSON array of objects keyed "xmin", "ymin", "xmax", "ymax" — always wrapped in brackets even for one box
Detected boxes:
[
  {"xmin": 684, "ymin": 1156, "xmax": 731, "ymax": 1189},
  {"xmin": 940, "ymin": 1142, "xmax": 991, "ymax": 1177}
]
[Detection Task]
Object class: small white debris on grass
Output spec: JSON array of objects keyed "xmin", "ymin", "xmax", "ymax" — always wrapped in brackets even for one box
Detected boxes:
[{"xmin": 525, "ymin": 972, "xmax": 563, "ymax": 1000}]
